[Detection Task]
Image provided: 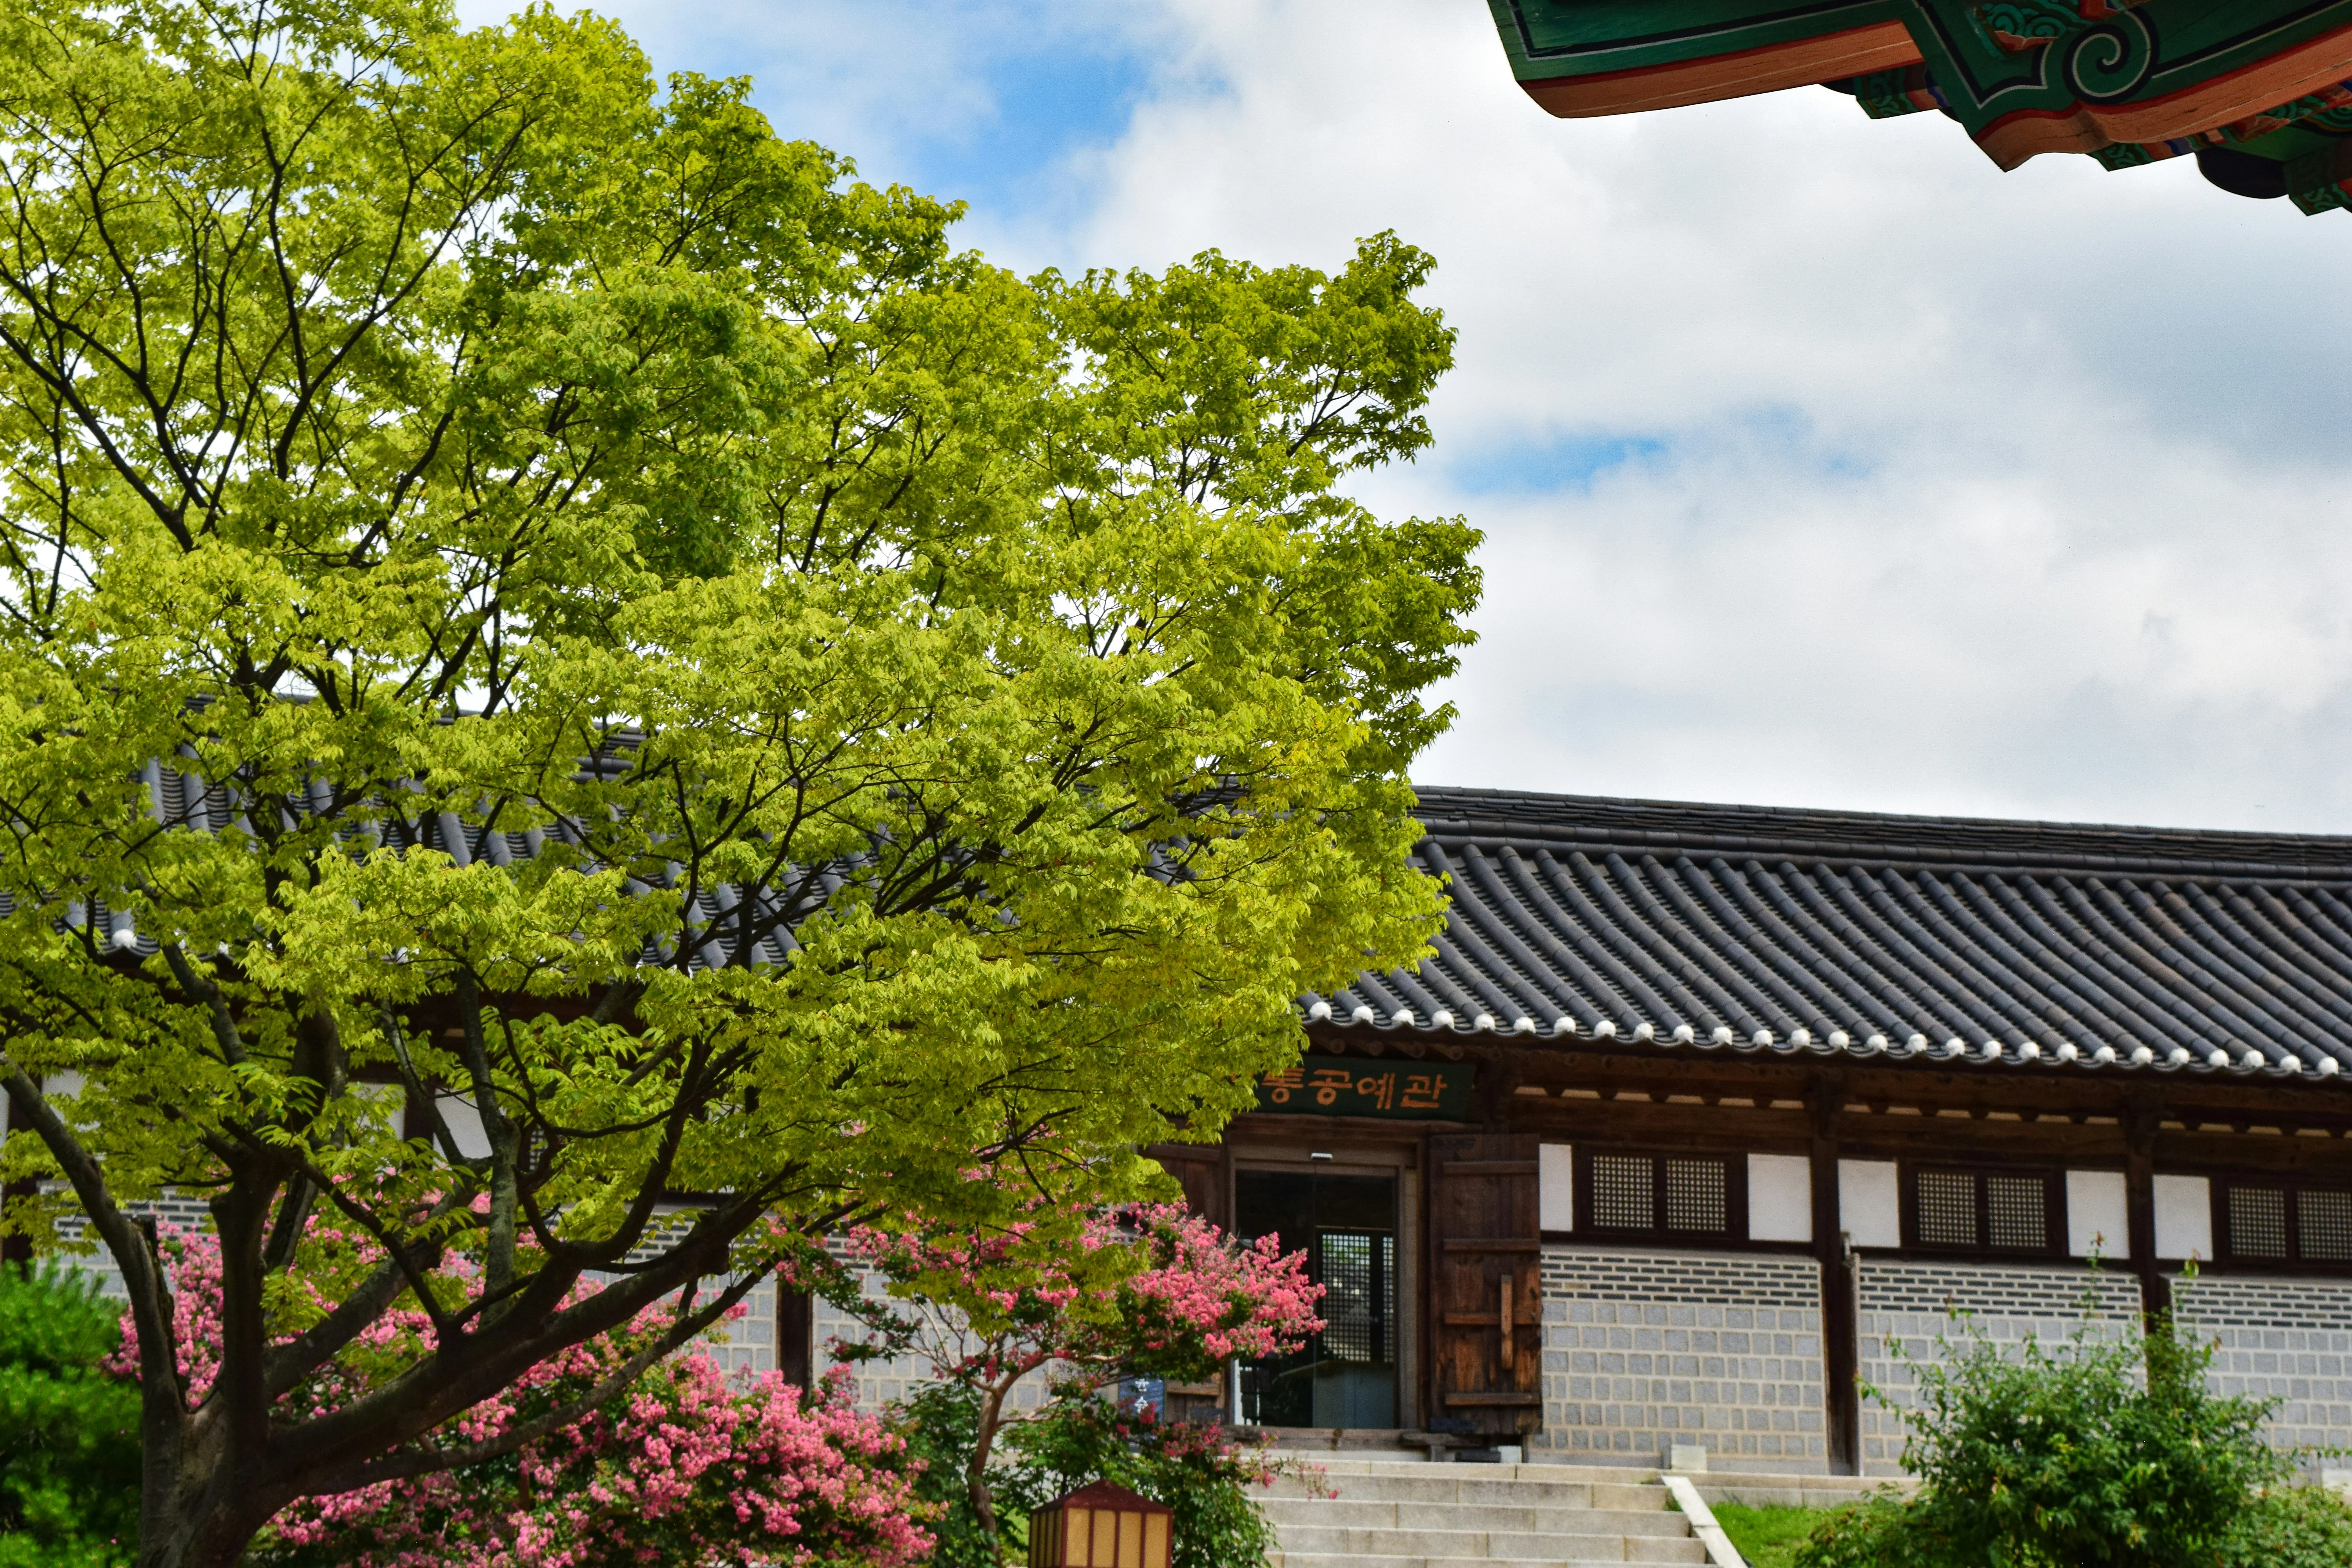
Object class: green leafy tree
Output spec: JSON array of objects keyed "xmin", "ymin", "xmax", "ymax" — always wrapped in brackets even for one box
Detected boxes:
[
  {"xmin": 0, "ymin": 1265, "xmax": 142, "ymax": 1568},
  {"xmin": 0, "ymin": 0, "xmax": 1478, "ymax": 1563}
]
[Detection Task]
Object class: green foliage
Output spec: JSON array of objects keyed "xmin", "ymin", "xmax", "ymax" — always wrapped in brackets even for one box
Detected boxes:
[
  {"xmin": 894, "ymin": 1382, "xmax": 1001, "ymax": 1568},
  {"xmin": 0, "ymin": 0, "xmax": 1475, "ymax": 1555},
  {"xmin": 889, "ymin": 1381, "xmax": 1293, "ymax": 1568},
  {"xmin": 1710, "ymin": 1502, "xmax": 1838, "ymax": 1568},
  {"xmin": 1788, "ymin": 1494, "xmax": 1948, "ymax": 1568},
  {"xmin": 1795, "ymin": 1313, "xmax": 2292, "ymax": 1568},
  {"xmin": 2217, "ymin": 1484, "xmax": 2352, "ymax": 1567},
  {"xmin": 1002, "ymin": 1396, "xmax": 1285, "ymax": 1568},
  {"xmin": 0, "ymin": 1266, "xmax": 141, "ymax": 1568}
]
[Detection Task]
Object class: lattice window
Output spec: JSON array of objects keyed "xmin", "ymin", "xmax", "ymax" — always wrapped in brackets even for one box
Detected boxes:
[
  {"xmin": 1664, "ymin": 1158, "xmax": 1728, "ymax": 1233},
  {"xmin": 2229, "ymin": 1187, "xmax": 2290, "ymax": 1261},
  {"xmin": 1579, "ymin": 1151, "xmax": 1741, "ymax": 1241},
  {"xmin": 1591, "ymin": 1154, "xmax": 1654, "ymax": 1230},
  {"xmin": 1915, "ymin": 1170, "xmax": 1978, "ymax": 1247},
  {"xmin": 2300, "ymin": 1191, "xmax": 2352, "ymax": 1264},
  {"xmin": 1314, "ymin": 1230, "xmax": 1392, "ymax": 1363},
  {"xmin": 2216, "ymin": 1180, "xmax": 2352, "ymax": 1268},
  {"xmin": 1987, "ymin": 1175, "xmax": 2048, "ymax": 1250},
  {"xmin": 1909, "ymin": 1167, "xmax": 2057, "ymax": 1255}
]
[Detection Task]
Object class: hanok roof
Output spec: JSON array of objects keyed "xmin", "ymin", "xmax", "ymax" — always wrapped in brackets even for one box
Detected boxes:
[
  {"xmin": 1306, "ymin": 788, "xmax": 2352, "ymax": 1082},
  {"xmin": 1485, "ymin": 1, "xmax": 2352, "ymax": 220}
]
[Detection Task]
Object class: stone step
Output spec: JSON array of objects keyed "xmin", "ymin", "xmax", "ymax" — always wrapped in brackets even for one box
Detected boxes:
[
  {"xmin": 1269, "ymin": 1525, "xmax": 1708, "ymax": 1561},
  {"xmin": 1276, "ymin": 1459, "xmax": 1673, "ymax": 1486},
  {"xmin": 1262, "ymin": 1453, "xmax": 1713, "ymax": 1568},
  {"xmin": 1268, "ymin": 1542, "xmax": 1706, "ymax": 1568},
  {"xmin": 1261, "ymin": 1501, "xmax": 1691, "ymax": 1537},
  {"xmin": 1262, "ymin": 1475, "xmax": 1672, "ymax": 1512}
]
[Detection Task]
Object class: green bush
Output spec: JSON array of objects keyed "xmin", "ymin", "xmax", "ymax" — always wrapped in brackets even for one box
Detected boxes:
[
  {"xmin": 1789, "ymin": 1494, "xmax": 1962, "ymax": 1568},
  {"xmin": 2218, "ymin": 1485, "xmax": 2352, "ymax": 1568},
  {"xmin": 891, "ymin": 1384, "xmax": 1296, "ymax": 1568},
  {"xmin": 1794, "ymin": 1307, "xmax": 2297, "ymax": 1568},
  {"xmin": 0, "ymin": 1265, "xmax": 141, "ymax": 1568},
  {"xmin": 1003, "ymin": 1395, "xmax": 1284, "ymax": 1568}
]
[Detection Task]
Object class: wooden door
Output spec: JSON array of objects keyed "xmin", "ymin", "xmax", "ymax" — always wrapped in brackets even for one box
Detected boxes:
[
  {"xmin": 1148, "ymin": 1142, "xmax": 1232, "ymax": 1424},
  {"xmin": 1429, "ymin": 1132, "xmax": 1543, "ymax": 1438},
  {"xmin": 1146, "ymin": 1142, "xmax": 1229, "ymax": 1230}
]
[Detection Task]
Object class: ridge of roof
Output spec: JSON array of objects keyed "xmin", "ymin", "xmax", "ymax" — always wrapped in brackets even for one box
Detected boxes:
[
  {"xmin": 1408, "ymin": 785, "xmax": 2352, "ymax": 880},
  {"xmin": 1303, "ymin": 784, "xmax": 2352, "ymax": 1087}
]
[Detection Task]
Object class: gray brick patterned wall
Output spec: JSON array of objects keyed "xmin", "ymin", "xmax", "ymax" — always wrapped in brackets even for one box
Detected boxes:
[
  {"xmin": 1537, "ymin": 1246, "xmax": 1826, "ymax": 1473},
  {"xmin": 1857, "ymin": 1260, "xmax": 2140, "ymax": 1477},
  {"xmin": 2172, "ymin": 1273, "xmax": 2352, "ymax": 1462},
  {"xmin": 810, "ymin": 1249, "xmax": 1035, "ymax": 1415},
  {"xmin": 47, "ymin": 1195, "xmax": 780, "ymax": 1381}
]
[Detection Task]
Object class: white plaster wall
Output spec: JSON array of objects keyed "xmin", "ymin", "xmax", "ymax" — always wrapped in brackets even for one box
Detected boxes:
[
  {"xmin": 1540, "ymin": 1143, "xmax": 1574, "ymax": 1232},
  {"xmin": 1840, "ymin": 1160, "xmax": 1900, "ymax": 1249},
  {"xmin": 430, "ymin": 1093, "xmax": 491, "ymax": 1159},
  {"xmin": 2066, "ymin": 1171, "xmax": 2129, "ymax": 1260},
  {"xmin": 1748, "ymin": 1156, "xmax": 1811, "ymax": 1244},
  {"xmin": 2154, "ymin": 1175, "xmax": 2213, "ymax": 1261}
]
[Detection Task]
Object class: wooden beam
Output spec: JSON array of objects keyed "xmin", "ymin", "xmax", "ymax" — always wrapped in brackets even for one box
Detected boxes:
[
  {"xmin": 1337, "ymin": 1033, "xmax": 2352, "ymax": 1129},
  {"xmin": 2124, "ymin": 1091, "xmax": 2169, "ymax": 1321},
  {"xmin": 1809, "ymin": 1070, "xmax": 1858, "ymax": 1476}
]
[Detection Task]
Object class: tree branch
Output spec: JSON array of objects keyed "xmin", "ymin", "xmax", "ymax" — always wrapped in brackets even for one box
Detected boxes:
[{"xmin": 0, "ymin": 1063, "xmax": 185, "ymax": 1415}]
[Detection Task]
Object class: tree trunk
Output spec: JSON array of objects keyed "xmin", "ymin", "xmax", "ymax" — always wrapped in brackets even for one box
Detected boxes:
[
  {"xmin": 137, "ymin": 1419, "xmax": 287, "ymax": 1568},
  {"xmin": 967, "ymin": 1372, "xmax": 1018, "ymax": 1560}
]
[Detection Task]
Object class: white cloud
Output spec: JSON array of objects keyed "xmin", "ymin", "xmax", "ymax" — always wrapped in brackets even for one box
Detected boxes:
[
  {"xmin": 1045, "ymin": 0, "xmax": 2352, "ymax": 832},
  {"xmin": 458, "ymin": 0, "xmax": 2352, "ymax": 833}
]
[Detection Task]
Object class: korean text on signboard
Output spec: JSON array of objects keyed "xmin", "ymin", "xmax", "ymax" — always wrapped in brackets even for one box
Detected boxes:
[{"xmin": 1253, "ymin": 1055, "xmax": 1474, "ymax": 1120}]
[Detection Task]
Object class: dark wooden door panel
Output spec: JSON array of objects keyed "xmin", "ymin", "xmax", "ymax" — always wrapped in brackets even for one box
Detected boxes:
[
  {"xmin": 1429, "ymin": 1132, "xmax": 1542, "ymax": 1437},
  {"xmin": 1149, "ymin": 1144, "xmax": 1229, "ymax": 1230}
]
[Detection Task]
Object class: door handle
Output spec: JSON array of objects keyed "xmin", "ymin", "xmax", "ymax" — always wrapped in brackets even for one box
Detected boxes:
[{"xmin": 1499, "ymin": 1275, "xmax": 1514, "ymax": 1371}]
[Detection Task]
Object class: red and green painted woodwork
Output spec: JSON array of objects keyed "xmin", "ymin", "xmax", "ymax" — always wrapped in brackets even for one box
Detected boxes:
[{"xmin": 1485, "ymin": 2, "xmax": 2352, "ymax": 214}]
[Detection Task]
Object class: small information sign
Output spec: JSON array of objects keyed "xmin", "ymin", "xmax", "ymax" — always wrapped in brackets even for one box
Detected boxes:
[{"xmin": 1253, "ymin": 1054, "xmax": 1474, "ymax": 1120}]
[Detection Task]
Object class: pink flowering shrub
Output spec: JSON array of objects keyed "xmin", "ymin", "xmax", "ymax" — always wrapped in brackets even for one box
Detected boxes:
[
  {"xmin": 841, "ymin": 1203, "xmax": 1320, "ymax": 1555},
  {"xmin": 116, "ymin": 1228, "xmax": 935, "ymax": 1568}
]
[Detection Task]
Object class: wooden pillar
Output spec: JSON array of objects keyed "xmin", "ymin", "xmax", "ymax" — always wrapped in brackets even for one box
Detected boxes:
[
  {"xmin": 778, "ymin": 1283, "xmax": 814, "ymax": 1390},
  {"xmin": 2123, "ymin": 1091, "xmax": 2170, "ymax": 1321},
  {"xmin": 1809, "ymin": 1072, "xmax": 1859, "ymax": 1476}
]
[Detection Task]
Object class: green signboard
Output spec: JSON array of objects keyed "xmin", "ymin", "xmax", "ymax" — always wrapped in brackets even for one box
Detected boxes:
[{"xmin": 1253, "ymin": 1055, "xmax": 1475, "ymax": 1120}]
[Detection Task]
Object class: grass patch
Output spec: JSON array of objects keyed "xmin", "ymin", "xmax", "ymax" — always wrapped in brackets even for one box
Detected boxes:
[{"xmin": 1709, "ymin": 1502, "xmax": 1838, "ymax": 1568}]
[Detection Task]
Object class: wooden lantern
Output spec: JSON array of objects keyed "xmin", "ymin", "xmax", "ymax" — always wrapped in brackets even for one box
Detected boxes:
[{"xmin": 1026, "ymin": 1479, "xmax": 1173, "ymax": 1568}]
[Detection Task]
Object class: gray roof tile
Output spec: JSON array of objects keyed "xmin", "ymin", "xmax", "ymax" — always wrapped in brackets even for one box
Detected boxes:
[{"xmin": 1306, "ymin": 788, "xmax": 2352, "ymax": 1081}]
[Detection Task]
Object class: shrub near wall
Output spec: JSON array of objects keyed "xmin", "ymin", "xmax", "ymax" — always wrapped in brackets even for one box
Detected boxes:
[{"xmin": 1797, "ymin": 1311, "xmax": 2352, "ymax": 1568}]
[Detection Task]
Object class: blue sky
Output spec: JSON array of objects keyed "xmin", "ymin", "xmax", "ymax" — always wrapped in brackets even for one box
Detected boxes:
[{"xmin": 463, "ymin": 0, "xmax": 2352, "ymax": 835}]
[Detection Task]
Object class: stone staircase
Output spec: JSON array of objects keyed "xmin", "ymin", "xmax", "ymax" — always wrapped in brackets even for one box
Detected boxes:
[{"xmin": 1259, "ymin": 1458, "xmax": 1717, "ymax": 1568}]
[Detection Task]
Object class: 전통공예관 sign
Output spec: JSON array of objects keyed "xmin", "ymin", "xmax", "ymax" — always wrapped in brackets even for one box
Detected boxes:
[{"xmin": 1254, "ymin": 1055, "xmax": 1474, "ymax": 1120}]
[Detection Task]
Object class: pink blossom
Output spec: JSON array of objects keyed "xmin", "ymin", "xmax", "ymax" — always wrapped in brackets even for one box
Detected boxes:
[{"xmin": 117, "ymin": 1229, "xmax": 935, "ymax": 1568}]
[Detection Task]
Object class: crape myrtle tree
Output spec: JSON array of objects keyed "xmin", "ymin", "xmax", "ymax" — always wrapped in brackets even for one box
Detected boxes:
[
  {"xmin": 125, "ymin": 1225, "xmax": 937, "ymax": 1568},
  {"xmin": 0, "ymin": 0, "xmax": 1479, "ymax": 1564},
  {"xmin": 840, "ymin": 1200, "xmax": 1323, "ymax": 1546}
]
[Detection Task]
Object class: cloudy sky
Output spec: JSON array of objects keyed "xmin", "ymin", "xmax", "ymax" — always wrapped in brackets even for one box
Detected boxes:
[{"xmin": 468, "ymin": 0, "xmax": 2352, "ymax": 834}]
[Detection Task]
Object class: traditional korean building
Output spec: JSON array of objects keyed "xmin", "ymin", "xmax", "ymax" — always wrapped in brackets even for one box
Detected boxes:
[
  {"xmin": 1145, "ymin": 786, "xmax": 2352, "ymax": 1475},
  {"xmin": 1484, "ymin": 2, "xmax": 2352, "ymax": 217}
]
